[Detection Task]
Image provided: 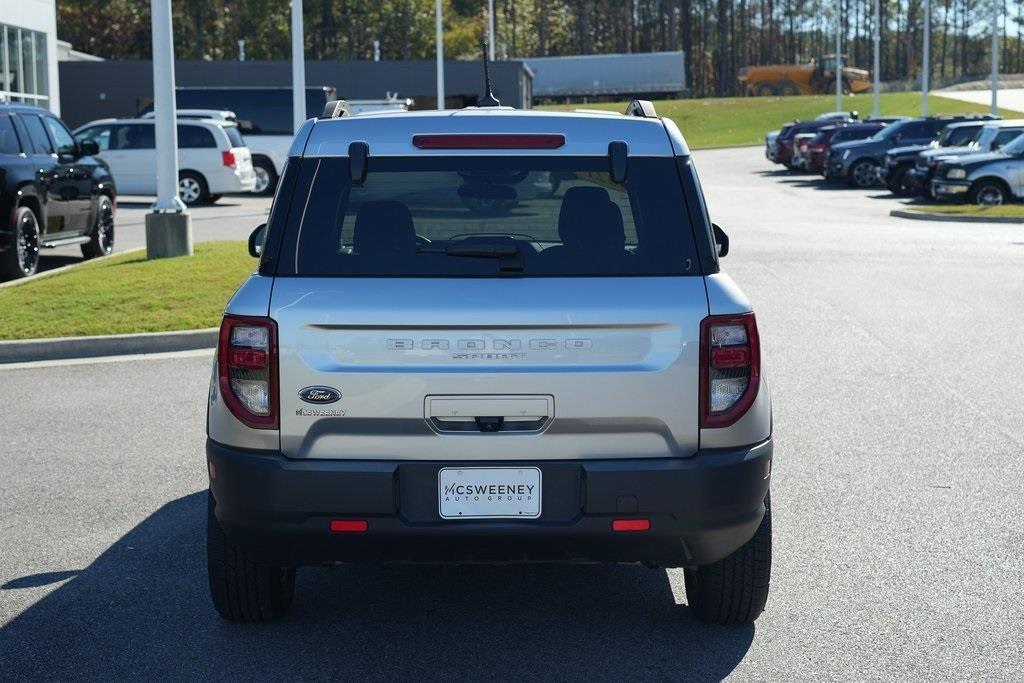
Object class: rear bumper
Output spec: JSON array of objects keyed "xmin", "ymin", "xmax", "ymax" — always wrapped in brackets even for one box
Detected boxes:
[{"xmin": 207, "ymin": 437, "xmax": 773, "ymax": 568}]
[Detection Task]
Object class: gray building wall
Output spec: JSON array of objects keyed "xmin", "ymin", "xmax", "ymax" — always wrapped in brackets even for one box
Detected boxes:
[{"xmin": 58, "ymin": 59, "xmax": 531, "ymax": 128}]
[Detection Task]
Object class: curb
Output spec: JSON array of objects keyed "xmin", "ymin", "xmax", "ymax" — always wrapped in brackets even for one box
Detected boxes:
[
  {"xmin": 0, "ymin": 328, "xmax": 219, "ymax": 364},
  {"xmin": 889, "ymin": 209, "xmax": 1024, "ymax": 224},
  {"xmin": 0, "ymin": 247, "xmax": 146, "ymax": 290}
]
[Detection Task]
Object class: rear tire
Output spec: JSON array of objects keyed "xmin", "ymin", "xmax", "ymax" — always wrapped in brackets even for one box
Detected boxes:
[
  {"xmin": 778, "ymin": 81, "xmax": 799, "ymax": 96},
  {"xmin": 81, "ymin": 195, "xmax": 114, "ymax": 259},
  {"xmin": 0, "ymin": 206, "xmax": 41, "ymax": 280},
  {"xmin": 178, "ymin": 171, "xmax": 209, "ymax": 207},
  {"xmin": 252, "ymin": 157, "xmax": 278, "ymax": 196},
  {"xmin": 207, "ymin": 492, "xmax": 295, "ymax": 622},
  {"xmin": 684, "ymin": 492, "xmax": 772, "ymax": 626}
]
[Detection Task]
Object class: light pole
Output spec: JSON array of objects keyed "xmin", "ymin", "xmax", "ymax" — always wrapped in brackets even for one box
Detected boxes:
[
  {"xmin": 836, "ymin": 12, "xmax": 842, "ymax": 112},
  {"xmin": 291, "ymin": 0, "xmax": 306, "ymax": 133},
  {"xmin": 873, "ymin": 0, "xmax": 880, "ymax": 117},
  {"xmin": 488, "ymin": 0, "xmax": 496, "ymax": 61},
  {"xmin": 991, "ymin": 0, "xmax": 999, "ymax": 114},
  {"xmin": 435, "ymin": 0, "xmax": 445, "ymax": 110},
  {"xmin": 922, "ymin": 0, "xmax": 930, "ymax": 115},
  {"xmin": 145, "ymin": 0, "xmax": 191, "ymax": 259}
]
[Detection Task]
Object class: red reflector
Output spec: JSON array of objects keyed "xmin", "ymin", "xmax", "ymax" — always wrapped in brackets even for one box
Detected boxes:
[
  {"xmin": 227, "ymin": 347, "xmax": 267, "ymax": 370},
  {"xmin": 208, "ymin": 461, "xmax": 216, "ymax": 480},
  {"xmin": 612, "ymin": 519, "xmax": 650, "ymax": 532},
  {"xmin": 330, "ymin": 520, "xmax": 368, "ymax": 533},
  {"xmin": 412, "ymin": 134, "xmax": 565, "ymax": 150},
  {"xmin": 711, "ymin": 347, "xmax": 750, "ymax": 369},
  {"xmin": 221, "ymin": 150, "xmax": 236, "ymax": 167}
]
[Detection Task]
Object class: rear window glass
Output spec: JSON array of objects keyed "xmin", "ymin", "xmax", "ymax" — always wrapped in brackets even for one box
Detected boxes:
[
  {"xmin": 277, "ymin": 156, "xmax": 700, "ymax": 277},
  {"xmin": 222, "ymin": 124, "xmax": 245, "ymax": 147},
  {"xmin": 177, "ymin": 124, "xmax": 217, "ymax": 148}
]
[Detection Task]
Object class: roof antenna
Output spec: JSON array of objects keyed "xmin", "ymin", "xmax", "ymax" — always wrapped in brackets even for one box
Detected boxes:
[{"xmin": 478, "ymin": 41, "xmax": 501, "ymax": 107}]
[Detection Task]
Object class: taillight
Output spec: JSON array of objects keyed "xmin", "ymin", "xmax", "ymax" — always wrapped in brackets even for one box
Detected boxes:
[
  {"xmin": 221, "ymin": 150, "xmax": 237, "ymax": 168},
  {"xmin": 809, "ymin": 143, "xmax": 825, "ymax": 152},
  {"xmin": 218, "ymin": 315, "xmax": 278, "ymax": 429},
  {"xmin": 700, "ymin": 313, "xmax": 760, "ymax": 428}
]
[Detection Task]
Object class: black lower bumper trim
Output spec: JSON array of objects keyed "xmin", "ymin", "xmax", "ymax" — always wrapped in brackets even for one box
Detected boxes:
[{"xmin": 207, "ymin": 438, "xmax": 772, "ymax": 568}]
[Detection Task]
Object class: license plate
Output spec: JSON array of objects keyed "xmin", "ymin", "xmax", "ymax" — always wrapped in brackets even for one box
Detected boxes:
[{"xmin": 438, "ymin": 467, "xmax": 541, "ymax": 520}]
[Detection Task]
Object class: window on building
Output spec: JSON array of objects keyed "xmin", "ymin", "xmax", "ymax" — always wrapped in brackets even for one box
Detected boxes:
[{"xmin": 0, "ymin": 23, "xmax": 49, "ymax": 108}]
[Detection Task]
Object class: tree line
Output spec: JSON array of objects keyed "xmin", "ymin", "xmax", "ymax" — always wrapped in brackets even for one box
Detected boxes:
[{"xmin": 58, "ymin": 0, "xmax": 1024, "ymax": 97}]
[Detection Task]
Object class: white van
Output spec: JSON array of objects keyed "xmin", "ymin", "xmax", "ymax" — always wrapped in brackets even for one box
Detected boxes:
[
  {"xmin": 140, "ymin": 87, "xmax": 337, "ymax": 196},
  {"xmin": 72, "ymin": 118, "xmax": 256, "ymax": 206}
]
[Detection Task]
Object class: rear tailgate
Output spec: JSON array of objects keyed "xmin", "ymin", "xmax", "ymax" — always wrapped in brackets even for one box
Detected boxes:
[{"xmin": 273, "ymin": 277, "xmax": 707, "ymax": 461}]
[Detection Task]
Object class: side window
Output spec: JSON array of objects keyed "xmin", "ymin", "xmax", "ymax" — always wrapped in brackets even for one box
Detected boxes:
[
  {"xmin": 0, "ymin": 115, "xmax": 21, "ymax": 155},
  {"xmin": 946, "ymin": 126, "xmax": 978, "ymax": 146},
  {"xmin": 992, "ymin": 129, "xmax": 1023, "ymax": 150},
  {"xmin": 177, "ymin": 124, "xmax": 217, "ymax": 149},
  {"xmin": 899, "ymin": 122, "xmax": 931, "ymax": 140},
  {"xmin": 19, "ymin": 114, "xmax": 53, "ymax": 154},
  {"xmin": 75, "ymin": 125, "xmax": 113, "ymax": 151},
  {"xmin": 114, "ymin": 124, "xmax": 155, "ymax": 150},
  {"xmin": 44, "ymin": 116, "xmax": 76, "ymax": 156}
]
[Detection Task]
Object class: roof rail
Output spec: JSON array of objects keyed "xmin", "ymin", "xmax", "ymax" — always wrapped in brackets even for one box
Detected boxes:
[
  {"xmin": 624, "ymin": 99, "xmax": 658, "ymax": 119},
  {"xmin": 320, "ymin": 99, "xmax": 351, "ymax": 119}
]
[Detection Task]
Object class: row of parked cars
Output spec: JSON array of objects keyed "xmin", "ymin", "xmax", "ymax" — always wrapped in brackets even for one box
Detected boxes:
[
  {"xmin": 0, "ymin": 89, "xmax": 415, "ymax": 280},
  {"xmin": 766, "ymin": 111, "xmax": 1024, "ymax": 205}
]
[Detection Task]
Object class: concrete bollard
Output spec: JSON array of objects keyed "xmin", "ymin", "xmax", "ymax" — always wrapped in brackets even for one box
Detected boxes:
[{"xmin": 145, "ymin": 212, "xmax": 194, "ymax": 259}]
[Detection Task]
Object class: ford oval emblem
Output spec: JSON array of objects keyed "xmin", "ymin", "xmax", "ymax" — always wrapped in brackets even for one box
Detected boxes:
[{"xmin": 298, "ymin": 386, "xmax": 342, "ymax": 404}]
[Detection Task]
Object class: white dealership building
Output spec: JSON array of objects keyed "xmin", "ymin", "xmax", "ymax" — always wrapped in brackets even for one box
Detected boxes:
[{"xmin": 0, "ymin": 0, "xmax": 60, "ymax": 114}]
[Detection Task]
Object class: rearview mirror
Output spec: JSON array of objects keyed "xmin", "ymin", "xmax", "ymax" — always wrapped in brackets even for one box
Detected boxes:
[
  {"xmin": 712, "ymin": 223, "xmax": 729, "ymax": 258},
  {"xmin": 248, "ymin": 223, "xmax": 267, "ymax": 258}
]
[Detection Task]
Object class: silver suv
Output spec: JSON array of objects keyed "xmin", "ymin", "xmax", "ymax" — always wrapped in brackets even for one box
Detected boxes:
[{"xmin": 205, "ymin": 100, "xmax": 773, "ymax": 625}]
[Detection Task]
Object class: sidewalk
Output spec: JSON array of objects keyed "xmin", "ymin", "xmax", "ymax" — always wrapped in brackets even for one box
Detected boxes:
[{"xmin": 936, "ymin": 87, "xmax": 1024, "ymax": 113}]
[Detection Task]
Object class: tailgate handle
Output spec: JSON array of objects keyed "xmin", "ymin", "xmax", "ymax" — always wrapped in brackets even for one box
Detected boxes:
[{"xmin": 426, "ymin": 395, "xmax": 553, "ymax": 434}]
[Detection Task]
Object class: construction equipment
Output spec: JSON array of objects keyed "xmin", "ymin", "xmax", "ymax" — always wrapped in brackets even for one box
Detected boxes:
[{"xmin": 738, "ymin": 55, "xmax": 871, "ymax": 97}]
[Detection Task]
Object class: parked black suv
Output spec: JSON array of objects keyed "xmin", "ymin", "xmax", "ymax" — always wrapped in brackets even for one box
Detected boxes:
[
  {"xmin": 827, "ymin": 114, "xmax": 997, "ymax": 188},
  {"xmin": 0, "ymin": 104, "xmax": 116, "ymax": 280}
]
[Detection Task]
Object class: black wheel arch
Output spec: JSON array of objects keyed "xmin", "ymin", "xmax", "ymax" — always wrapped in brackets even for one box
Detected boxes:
[{"xmin": 14, "ymin": 185, "xmax": 44, "ymax": 227}]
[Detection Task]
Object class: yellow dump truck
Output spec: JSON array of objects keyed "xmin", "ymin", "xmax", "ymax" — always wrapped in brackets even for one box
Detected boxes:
[{"xmin": 738, "ymin": 55, "xmax": 871, "ymax": 96}]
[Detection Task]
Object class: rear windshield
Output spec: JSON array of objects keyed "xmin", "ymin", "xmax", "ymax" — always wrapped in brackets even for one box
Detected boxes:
[
  {"xmin": 222, "ymin": 124, "xmax": 245, "ymax": 147},
  {"xmin": 275, "ymin": 156, "xmax": 701, "ymax": 277}
]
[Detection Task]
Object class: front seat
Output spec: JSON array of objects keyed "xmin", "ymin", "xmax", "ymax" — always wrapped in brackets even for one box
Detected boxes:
[
  {"xmin": 351, "ymin": 200, "xmax": 417, "ymax": 262},
  {"xmin": 541, "ymin": 186, "xmax": 627, "ymax": 268}
]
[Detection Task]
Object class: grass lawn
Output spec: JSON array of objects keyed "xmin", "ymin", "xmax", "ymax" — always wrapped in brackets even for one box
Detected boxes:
[
  {"xmin": 903, "ymin": 203, "xmax": 1024, "ymax": 218},
  {"xmin": 540, "ymin": 92, "xmax": 1018, "ymax": 149},
  {"xmin": 0, "ymin": 242, "xmax": 255, "ymax": 341}
]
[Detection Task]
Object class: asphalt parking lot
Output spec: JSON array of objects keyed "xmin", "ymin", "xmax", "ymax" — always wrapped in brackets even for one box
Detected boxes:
[
  {"xmin": 36, "ymin": 193, "xmax": 272, "ymax": 274},
  {"xmin": 2, "ymin": 146, "xmax": 1022, "ymax": 680}
]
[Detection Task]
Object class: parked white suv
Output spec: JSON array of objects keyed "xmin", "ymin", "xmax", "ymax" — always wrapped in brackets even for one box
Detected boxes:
[
  {"xmin": 73, "ymin": 118, "xmax": 255, "ymax": 205},
  {"xmin": 206, "ymin": 101, "xmax": 773, "ymax": 626}
]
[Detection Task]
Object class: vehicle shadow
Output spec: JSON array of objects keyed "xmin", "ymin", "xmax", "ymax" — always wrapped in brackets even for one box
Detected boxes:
[
  {"xmin": 0, "ymin": 492, "xmax": 755, "ymax": 680},
  {"xmin": 37, "ymin": 254, "xmax": 84, "ymax": 273}
]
